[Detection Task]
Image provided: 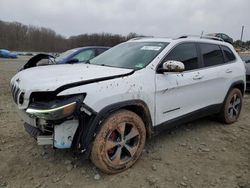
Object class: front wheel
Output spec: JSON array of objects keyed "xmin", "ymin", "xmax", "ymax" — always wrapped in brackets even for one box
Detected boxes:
[
  {"xmin": 90, "ymin": 110, "xmax": 146, "ymax": 174},
  {"xmin": 219, "ymin": 88, "xmax": 243, "ymax": 124}
]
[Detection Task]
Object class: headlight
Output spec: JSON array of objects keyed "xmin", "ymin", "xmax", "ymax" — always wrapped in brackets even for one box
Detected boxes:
[
  {"xmin": 26, "ymin": 102, "xmax": 76, "ymax": 120},
  {"xmin": 26, "ymin": 94, "xmax": 85, "ymax": 120}
]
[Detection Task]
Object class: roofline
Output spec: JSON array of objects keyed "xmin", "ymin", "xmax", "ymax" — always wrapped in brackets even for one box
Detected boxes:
[
  {"xmin": 72, "ymin": 46, "xmax": 110, "ymax": 50},
  {"xmin": 176, "ymin": 35, "xmax": 224, "ymax": 42},
  {"xmin": 127, "ymin": 35, "xmax": 230, "ymax": 46}
]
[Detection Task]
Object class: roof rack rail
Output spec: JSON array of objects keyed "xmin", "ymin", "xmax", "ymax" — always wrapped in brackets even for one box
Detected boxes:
[
  {"xmin": 176, "ymin": 35, "xmax": 224, "ymax": 42},
  {"xmin": 201, "ymin": 36, "xmax": 224, "ymax": 42},
  {"xmin": 129, "ymin": 36, "xmax": 154, "ymax": 41},
  {"xmin": 177, "ymin": 35, "xmax": 200, "ymax": 39}
]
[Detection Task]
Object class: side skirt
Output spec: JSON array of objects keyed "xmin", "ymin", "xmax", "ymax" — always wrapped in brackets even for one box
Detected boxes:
[{"xmin": 154, "ymin": 104, "xmax": 222, "ymax": 133}]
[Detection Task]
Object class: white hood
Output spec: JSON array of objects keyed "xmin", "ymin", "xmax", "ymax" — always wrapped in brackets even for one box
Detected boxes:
[
  {"xmin": 10, "ymin": 63, "xmax": 133, "ymax": 109},
  {"xmin": 11, "ymin": 63, "xmax": 133, "ymax": 92}
]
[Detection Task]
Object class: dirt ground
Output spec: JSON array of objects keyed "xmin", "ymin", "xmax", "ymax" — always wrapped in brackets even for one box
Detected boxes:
[{"xmin": 0, "ymin": 56, "xmax": 249, "ymax": 188}]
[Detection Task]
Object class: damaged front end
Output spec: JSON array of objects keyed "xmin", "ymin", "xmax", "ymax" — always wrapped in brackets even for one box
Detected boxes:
[{"xmin": 12, "ymin": 90, "xmax": 92, "ymax": 150}]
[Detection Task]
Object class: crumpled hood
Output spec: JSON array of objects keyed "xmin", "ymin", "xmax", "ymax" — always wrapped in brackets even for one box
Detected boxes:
[{"xmin": 11, "ymin": 63, "xmax": 133, "ymax": 93}]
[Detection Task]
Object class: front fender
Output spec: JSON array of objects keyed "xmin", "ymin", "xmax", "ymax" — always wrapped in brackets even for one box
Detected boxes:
[{"xmin": 72, "ymin": 99, "xmax": 153, "ymax": 159}]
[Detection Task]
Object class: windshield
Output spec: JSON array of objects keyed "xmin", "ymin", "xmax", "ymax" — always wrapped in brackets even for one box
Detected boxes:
[
  {"xmin": 90, "ymin": 42, "xmax": 168, "ymax": 69},
  {"xmin": 55, "ymin": 49, "xmax": 78, "ymax": 62}
]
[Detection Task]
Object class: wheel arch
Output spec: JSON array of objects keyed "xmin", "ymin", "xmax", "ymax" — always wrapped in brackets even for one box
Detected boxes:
[
  {"xmin": 95, "ymin": 100, "xmax": 154, "ymax": 138},
  {"xmin": 222, "ymin": 80, "xmax": 245, "ymax": 107},
  {"xmin": 229, "ymin": 80, "xmax": 245, "ymax": 96},
  {"xmin": 75, "ymin": 99, "xmax": 153, "ymax": 158}
]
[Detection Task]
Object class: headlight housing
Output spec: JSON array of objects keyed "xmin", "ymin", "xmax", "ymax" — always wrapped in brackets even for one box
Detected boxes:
[{"xmin": 26, "ymin": 93, "xmax": 85, "ymax": 120}]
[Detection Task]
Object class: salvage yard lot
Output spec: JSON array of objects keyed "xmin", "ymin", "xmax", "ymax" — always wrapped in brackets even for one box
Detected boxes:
[{"xmin": 0, "ymin": 56, "xmax": 249, "ymax": 188}]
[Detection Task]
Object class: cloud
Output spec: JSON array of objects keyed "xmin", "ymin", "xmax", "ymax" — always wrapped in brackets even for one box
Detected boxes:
[{"xmin": 0, "ymin": 0, "xmax": 249, "ymax": 40}]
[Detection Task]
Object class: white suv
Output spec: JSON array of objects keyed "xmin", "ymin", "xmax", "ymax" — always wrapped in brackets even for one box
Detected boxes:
[{"xmin": 10, "ymin": 36, "xmax": 246, "ymax": 173}]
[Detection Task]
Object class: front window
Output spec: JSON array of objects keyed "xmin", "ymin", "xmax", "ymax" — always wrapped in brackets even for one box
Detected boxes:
[
  {"xmin": 90, "ymin": 42, "xmax": 168, "ymax": 69},
  {"xmin": 163, "ymin": 43, "xmax": 199, "ymax": 71}
]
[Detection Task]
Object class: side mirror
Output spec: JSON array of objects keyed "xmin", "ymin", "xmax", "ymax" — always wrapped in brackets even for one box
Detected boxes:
[
  {"xmin": 158, "ymin": 60, "xmax": 185, "ymax": 73},
  {"xmin": 66, "ymin": 58, "xmax": 79, "ymax": 64}
]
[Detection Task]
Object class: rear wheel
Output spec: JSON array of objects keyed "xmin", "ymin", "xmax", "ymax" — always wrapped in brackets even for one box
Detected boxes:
[
  {"xmin": 219, "ymin": 88, "xmax": 243, "ymax": 124},
  {"xmin": 90, "ymin": 110, "xmax": 146, "ymax": 174}
]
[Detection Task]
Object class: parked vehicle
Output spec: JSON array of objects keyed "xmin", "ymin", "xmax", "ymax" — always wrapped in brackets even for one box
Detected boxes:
[
  {"xmin": 21, "ymin": 46, "xmax": 109, "ymax": 70},
  {"xmin": 242, "ymin": 56, "xmax": 250, "ymax": 90},
  {"xmin": 54, "ymin": 46, "xmax": 110, "ymax": 64},
  {"xmin": 207, "ymin": 33, "xmax": 233, "ymax": 44},
  {"xmin": 10, "ymin": 36, "xmax": 246, "ymax": 173},
  {"xmin": 0, "ymin": 49, "xmax": 17, "ymax": 58}
]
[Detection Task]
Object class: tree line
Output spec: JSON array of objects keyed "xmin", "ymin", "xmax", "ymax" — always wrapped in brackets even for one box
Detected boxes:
[
  {"xmin": 0, "ymin": 20, "xmax": 138, "ymax": 52},
  {"xmin": 233, "ymin": 40, "xmax": 250, "ymax": 50},
  {"xmin": 0, "ymin": 20, "xmax": 249, "ymax": 53}
]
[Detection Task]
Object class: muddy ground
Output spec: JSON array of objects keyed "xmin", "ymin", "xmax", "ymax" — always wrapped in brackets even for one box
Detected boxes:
[{"xmin": 0, "ymin": 56, "xmax": 249, "ymax": 188}]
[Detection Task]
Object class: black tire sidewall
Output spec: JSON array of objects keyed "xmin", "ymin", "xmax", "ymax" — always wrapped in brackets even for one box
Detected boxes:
[
  {"xmin": 90, "ymin": 110, "xmax": 146, "ymax": 174},
  {"xmin": 223, "ymin": 88, "xmax": 243, "ymax": 124}
]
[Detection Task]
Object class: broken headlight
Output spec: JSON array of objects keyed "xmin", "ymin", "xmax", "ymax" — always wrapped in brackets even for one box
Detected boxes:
[{"xmin": 26, "ymin": 93, "xmax": 85, "ymax": 120}]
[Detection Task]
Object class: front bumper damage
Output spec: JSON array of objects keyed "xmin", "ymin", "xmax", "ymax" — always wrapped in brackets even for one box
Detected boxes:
[
  {"xmin": 11, "ymin": 82, "xmax": 98, "ymax": 157},
  {"xmin": 18, "ymin": 109, "xmax": 79, "ymax": 149},
  {"xmin": 13, "ymin": 92, "xmax": 95, "ymax": 151}
]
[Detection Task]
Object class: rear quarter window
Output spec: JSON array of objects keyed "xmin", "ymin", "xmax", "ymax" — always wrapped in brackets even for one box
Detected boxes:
[
  {"xmin": 221, "ymin": 46, "xmax": 236, "ymax": 62},
  {"xmin": 200, "ymin": 43, "xmax": 224, "ymax": 67}
]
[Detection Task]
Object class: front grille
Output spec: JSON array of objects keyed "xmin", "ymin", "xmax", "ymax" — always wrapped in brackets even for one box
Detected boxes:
[{"xmin": 10, "ymin": 83, "xmax": 21, "ymax": 104}]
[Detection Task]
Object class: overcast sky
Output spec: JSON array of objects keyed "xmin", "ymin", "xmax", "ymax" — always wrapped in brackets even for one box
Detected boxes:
[{"xmin": 0, "ymin": 0, "xmax": 249, "ymax": 40}]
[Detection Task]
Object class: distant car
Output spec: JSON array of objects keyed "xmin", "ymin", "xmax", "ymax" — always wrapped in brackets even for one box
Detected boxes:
[
  {"xmin": 207, "ymin": 33, "xmax": 233, "ymax": 44},
  {"xmin": 0, "ymin": 49, "xmax": 17, "ymax": 58},
  {"xmin": 55, "ymin": 46, "xmax": 110, "ymax": 64},
  {"xmin": 242, "ymin": 56, "xmax": 250, "ymax": 90},
  {"xmin": 21, "ymin": 46, "xmax": 110, "ymax": 70}
]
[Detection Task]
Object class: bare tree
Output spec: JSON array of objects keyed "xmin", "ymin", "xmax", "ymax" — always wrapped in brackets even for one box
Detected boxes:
[{"xmin": 0, "ymin": 20, "xmax": 139, "ymax": 52}]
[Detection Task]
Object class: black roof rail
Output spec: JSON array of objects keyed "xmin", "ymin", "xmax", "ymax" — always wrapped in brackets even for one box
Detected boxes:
[
  {"xmin": 175, "ymin": 35, "xmax": 224, "ymax": 42},
  {"xmin": 129, "ymin": 36, "xmax": 154, "ymax": 41},
  {"xmin": 201, "ymin": 36, "xmax": 224, "ymax": 42},
  {"xmin": 175, "ymin": 35, "xmax": 200, "ymax": 39}
]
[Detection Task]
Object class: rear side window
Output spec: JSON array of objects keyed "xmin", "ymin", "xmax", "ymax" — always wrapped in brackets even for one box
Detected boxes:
[
  {"xmin": 221, "ymin": 46, "xmax": 236, "ymax": 62},
  {"xmin": 163, "ymin": 43, "xmax": 199, "ymax": 71},
  {"xmin": 200, "ymin": 43, "xmax": 224, "ymax": 67}
]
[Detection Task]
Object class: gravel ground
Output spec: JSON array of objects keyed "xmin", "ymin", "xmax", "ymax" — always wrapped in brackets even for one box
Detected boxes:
[{"xmin": 0, "ymin": 56, "xmax": 249, "ymax": 188}]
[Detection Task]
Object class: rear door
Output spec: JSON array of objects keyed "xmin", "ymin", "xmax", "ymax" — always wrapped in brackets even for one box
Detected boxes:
[{"xmin": 196, "ymin": 43, "xmax": 230, "ymax": 106}]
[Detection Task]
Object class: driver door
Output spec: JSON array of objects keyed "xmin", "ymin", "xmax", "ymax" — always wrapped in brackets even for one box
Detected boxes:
[{"xmin": 155, "ymin": 42, "xmax": 205, "ymax": 125}]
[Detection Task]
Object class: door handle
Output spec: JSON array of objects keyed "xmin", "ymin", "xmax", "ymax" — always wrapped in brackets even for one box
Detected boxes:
[
  {"xmin": 193, "ymin": 75, "xmax": 204, "ymax": 80},
  {"xmin": 225, "ymin": 69, "xmax": 232, "ymax": 73}
]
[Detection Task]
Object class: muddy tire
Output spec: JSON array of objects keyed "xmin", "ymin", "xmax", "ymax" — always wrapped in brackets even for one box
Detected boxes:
[
  {"xmin": 90, "ymin": 110, "xmax": 146, "ymax": 174},
  {"xmin": 219, "ymin": 88, "xmax": 243, "ymax": 124}
]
